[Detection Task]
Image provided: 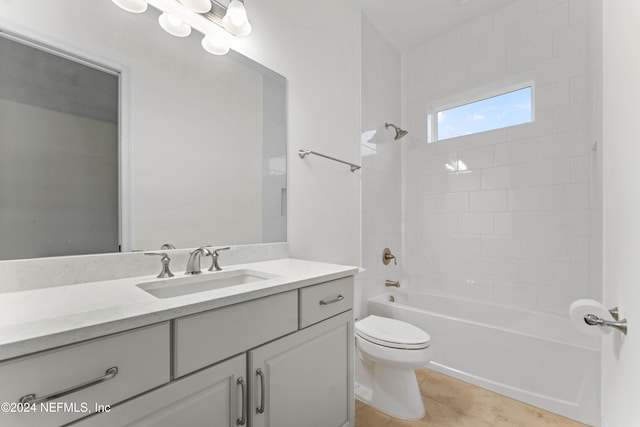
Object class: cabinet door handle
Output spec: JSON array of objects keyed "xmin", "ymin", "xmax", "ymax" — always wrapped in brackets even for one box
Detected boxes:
[
  {"xmin": 19, "ymin": 367, "xmax": 118, "ymax": 405},
  {"xmin": 319, "ymin": 295, "xmax": 344, "ymax": 306},
  {"xmin": 236, "ymin": 377, "xmax": 246, "ymax": 425},
  {"xmin": 256, "ymin": 368, "xmax": 265, "ymax": 414}
]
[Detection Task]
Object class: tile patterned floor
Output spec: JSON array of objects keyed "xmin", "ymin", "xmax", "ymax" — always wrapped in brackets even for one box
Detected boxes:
[{"xmin": 355, "ymin": 368, "xmax": 591, "ymax": 427}]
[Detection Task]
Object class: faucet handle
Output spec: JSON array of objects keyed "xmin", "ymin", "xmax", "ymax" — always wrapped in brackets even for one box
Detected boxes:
[
  {"xmin": 145, "ymin": 252, "xmax": 175, "ymax": 278},
  {"xmin": 212, "ymin": 246, "xmax": 230, "ymax": 256},
  {"xmin": 382, "ymin": 248, "xmax": 397, "ymax": 266},
  {"xmin": 208, "ymin": 247, "xmax": 230, "ymax": 271},
  {"xmin": 160, "ymin": 243, "xmax": 176, "ymax": 250}
]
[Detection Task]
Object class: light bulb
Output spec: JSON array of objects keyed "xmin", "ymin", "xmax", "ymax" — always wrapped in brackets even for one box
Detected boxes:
[
  {"xmin": 222, "ymin": 0, "xmax": 252, "ymax": 36},
  {"xmin": 112, "ymin": 0, "xmax": 148, "ymax": 13},
  {"xmin": 227, "ymin": 0, "xmax": 247, "ymax": 26},
  {"xmin": 201, "ymin": 35, "xmax": 229, "ymax": 55},
  {"xmin": 179, "ymin": 0, "xmax": 212, "ymax": 13},
  {"xmin": 167, "ymin": 14, "xmax": 182, "ymax": 26},
  {"xmin": 158, "ymin": 12, "xmax": 192, "ymax": 37}
]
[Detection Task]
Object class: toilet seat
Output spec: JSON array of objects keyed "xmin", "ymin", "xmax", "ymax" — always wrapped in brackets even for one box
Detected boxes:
[{"xmin": 355, "ymin": 315, "xmax": 431, "ymax": 350}]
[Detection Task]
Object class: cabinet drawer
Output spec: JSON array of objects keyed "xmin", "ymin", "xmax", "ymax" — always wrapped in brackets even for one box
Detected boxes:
[
  {"xmin": 299, "ymin": 276, "xmax": 354, "ymax": 328},
  {"xmin": 0, "ymin": 323, "xmax": 170, "ymax": 427},
  {"xmin": 73, "ymin": 354, "xmax": 246, "ymax": 427},
  {"xmin": 174, "ymin": 290, "xmax": 298, "ymax": 377}
]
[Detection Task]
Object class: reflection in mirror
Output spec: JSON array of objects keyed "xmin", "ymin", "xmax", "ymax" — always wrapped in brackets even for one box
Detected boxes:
[
  {"xmin": 0, "ymin": 32, "xmax": 119, "ymax": 260},
  {"xmin": 0, "ymin": 0, "xmax": 287, "ymax": 261}
]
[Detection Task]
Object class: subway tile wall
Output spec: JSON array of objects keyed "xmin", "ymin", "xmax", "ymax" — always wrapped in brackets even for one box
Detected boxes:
[{"xmin": 400, "ymin": 0, "xmax": 602, "ymax": 314}]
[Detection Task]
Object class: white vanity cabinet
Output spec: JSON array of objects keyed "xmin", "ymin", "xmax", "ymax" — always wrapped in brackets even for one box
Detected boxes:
[
  {"xmin": 249, "ymin": 310, "xmax": 353, "ymax": 427},
  {"xmin": 1, "ymin": 274, "xmax": 355, "ymax": 427},
  {"xmin": 79, "ymin": 310, "xmax": 353, "ymax": 427}
]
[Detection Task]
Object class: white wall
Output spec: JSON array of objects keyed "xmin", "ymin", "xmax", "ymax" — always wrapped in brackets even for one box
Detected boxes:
[
  {"xmin": 601, "ymin": 2, "xmax": 640, "ymax": 426},
  {"xmin": 0, "ymin": 0, "xmax": 362, "ymax": 265},
  {"xmin": 401, "ymin": 0, "xmax": 602, "ymax": 315},
  {"xmin": 230, "ymin": 0, "xmax": 362, "ymax": 266},
  {"xmin": 357, "ymin": 16, "xmax": 402, "ymax": 318}
]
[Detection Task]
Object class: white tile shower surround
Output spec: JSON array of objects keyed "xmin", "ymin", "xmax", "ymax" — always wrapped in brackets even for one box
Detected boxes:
[{"xmin": 400, "ymin": 0, "xmax": 602, "ymax": 315}]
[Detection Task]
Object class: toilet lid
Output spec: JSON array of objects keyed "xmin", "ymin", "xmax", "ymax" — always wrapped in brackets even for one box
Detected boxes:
[{"xmin": 355, "ymin": 315, "xmax": 431, "ymax": 350}]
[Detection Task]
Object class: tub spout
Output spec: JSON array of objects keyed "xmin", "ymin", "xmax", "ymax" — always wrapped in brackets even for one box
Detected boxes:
[{"xmin": 385, "ymin": 280, "xmax": 400, "ymax": 288}]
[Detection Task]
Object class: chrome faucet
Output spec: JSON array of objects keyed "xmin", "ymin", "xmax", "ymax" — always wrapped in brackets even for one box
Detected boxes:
[
  {"xmin": 160, "ymin": 243, "xmax": 176, "ymax": 250},
  {"xmin": 208, "ymin": 247, "xmax": 230, "ymax": 271},
  {"xmin": 185, "ymin": 247, "xmax": 212, "ymax": 275},
  {"xmin": 145, "ymin": 252, "xmax": 175, "ymax": 278}
]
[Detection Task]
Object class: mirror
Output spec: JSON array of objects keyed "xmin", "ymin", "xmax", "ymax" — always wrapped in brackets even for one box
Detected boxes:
[{"xmin": 0, "ymin": 0, "xmax": 287, "ymax": 261}]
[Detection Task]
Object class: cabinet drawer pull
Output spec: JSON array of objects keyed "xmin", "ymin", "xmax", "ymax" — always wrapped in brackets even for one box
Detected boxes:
[
  {"xmin": 256, "ymin": 368, "xmax": 265, "ymax": 414},
  {"xmin": 19, "ymin": 367, "xmax": 118, "ymax": 405},
  {"xmin": 319, "ymin": 295, "xmax": 344, "ymax": 306},
  {"xmin": 236, "ymin": 377, "xmax": 246, "ymax": 425}
]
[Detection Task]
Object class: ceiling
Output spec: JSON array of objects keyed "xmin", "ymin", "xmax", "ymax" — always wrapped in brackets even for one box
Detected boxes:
[{"xmin": 356, "ymin": 0, "xmax": 515, "ymax": 52}]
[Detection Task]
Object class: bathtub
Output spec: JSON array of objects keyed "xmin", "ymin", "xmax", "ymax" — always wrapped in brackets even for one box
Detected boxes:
[{"xmin": 367, "ymin": 291, "xmax": 600, "ymax": 426}]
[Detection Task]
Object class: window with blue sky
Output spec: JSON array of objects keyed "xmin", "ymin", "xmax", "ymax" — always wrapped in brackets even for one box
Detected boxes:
[{"xmin": 436, "ymin": 86, "xmax": 532, "ymax": 141}]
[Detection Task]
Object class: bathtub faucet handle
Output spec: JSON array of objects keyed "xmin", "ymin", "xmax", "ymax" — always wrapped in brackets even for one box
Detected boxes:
[{"xmin": 382, "ymin": 248, "xmax": 397, "ymax": 265}]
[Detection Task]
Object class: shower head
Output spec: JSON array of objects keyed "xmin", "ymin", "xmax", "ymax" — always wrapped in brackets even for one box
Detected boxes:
[{"xmin": 385, "ymin": 123, "xmax": 408, "ymax": 140}]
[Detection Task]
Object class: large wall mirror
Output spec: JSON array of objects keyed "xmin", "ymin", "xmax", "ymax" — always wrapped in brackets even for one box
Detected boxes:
[{"xmin": 0, "ymin": 0, "xmax": 287, "ymax": 261}]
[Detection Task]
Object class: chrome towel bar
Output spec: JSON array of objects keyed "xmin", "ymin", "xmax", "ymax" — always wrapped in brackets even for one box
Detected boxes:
[{"xmin": 298, "ymin": 149, "xmax": 361, "ymax": 172}]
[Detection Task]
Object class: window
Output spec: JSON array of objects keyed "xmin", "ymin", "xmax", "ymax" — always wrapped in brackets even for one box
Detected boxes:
[{"xmin": 431, "ymin": 86, "xmax": 533, "ymax": 142}]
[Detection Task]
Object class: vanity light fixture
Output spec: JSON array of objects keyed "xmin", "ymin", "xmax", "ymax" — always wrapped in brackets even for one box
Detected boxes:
[
  {"xmin": 112, "ymin": 0, "xmax": 148, "ymax": 13},
  {"xmin": 111, "ymin": 0, "xmax": 252, "ymax": 55},
  {"xmin": 158, "ymin": 12, "xmax": 192, "ymax": 37}
]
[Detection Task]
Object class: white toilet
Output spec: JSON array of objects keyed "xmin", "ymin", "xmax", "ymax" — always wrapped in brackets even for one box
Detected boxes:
[{"xmin": 354, "ymin": 315, "xmax": 433, "ymax": 419}]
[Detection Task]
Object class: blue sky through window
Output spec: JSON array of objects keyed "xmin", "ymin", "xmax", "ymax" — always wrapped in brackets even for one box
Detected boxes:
[{"xmin": 437, "ymin": 86, "xmax": 532, "ymax": 141}]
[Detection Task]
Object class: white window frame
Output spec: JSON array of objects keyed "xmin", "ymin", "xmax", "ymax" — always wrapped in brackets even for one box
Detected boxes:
[{"xmin": 426, "ymin": 72, "xmax": 536, "ymax": 143}]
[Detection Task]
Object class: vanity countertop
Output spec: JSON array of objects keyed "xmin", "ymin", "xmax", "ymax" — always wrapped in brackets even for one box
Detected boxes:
[{"xmin": 0, "ymin": 258, "xmax": 358, "ymax": 361}]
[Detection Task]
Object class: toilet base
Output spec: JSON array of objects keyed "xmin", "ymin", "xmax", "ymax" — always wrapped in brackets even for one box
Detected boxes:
[
  {"xmin": 355, "ymin": 348, "xmax": 426, "ymax": 420},
  {"xmin": 372, "ymin": 364, "xmax": 425, "ymax": 419}
]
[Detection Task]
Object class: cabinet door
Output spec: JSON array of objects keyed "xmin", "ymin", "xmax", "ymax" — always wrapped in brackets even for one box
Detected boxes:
[
  {"xmin": 249, "ymin": 311, "xmax": 353, "ymax": 427},
  {"xmin": 73, "ymin": 354, "xmax": 246, "ymax": 427}
]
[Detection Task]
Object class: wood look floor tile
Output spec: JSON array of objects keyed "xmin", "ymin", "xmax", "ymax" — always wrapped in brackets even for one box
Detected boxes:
[
  {"xmin": 355, "ymin": 399, "xmax": 392, "ymax": 427},
  {"xmin": 418, "ymin": 369, "xmax": 502, "ymax": 424},
  {"xmin": 355, "ymin": 368, "xmax": 592, "ymax": 427},
  {"xmin": 414, "ymin": 367, "xmax": 429, "ymax": 384}
]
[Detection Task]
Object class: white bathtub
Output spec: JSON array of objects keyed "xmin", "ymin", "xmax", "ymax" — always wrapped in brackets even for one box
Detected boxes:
[{"xmin": 367, "ymin": 291, "xmax": 600, "ymax": 426}]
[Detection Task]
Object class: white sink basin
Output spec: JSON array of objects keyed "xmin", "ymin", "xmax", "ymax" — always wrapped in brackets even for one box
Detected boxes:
[{"xmin": 137, "ymin": 269, "xmax": 278, "ymax": 299}]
